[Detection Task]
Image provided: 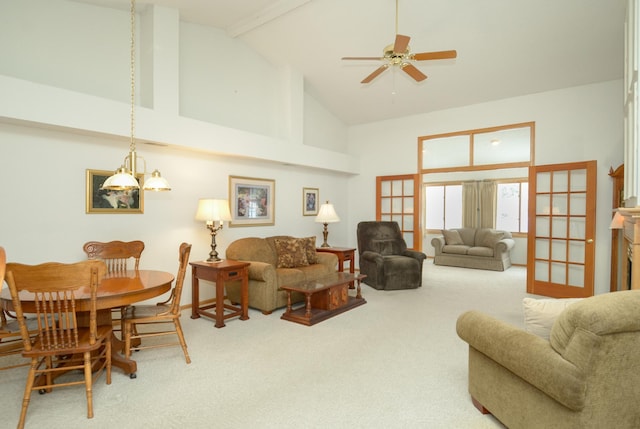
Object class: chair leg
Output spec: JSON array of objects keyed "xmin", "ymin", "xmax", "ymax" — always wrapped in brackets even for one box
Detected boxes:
[
  {"xmin": 83, "ymin": 351, "xmax": 94, "ymax": 419},
  {"xmin": 106, "ymin": 339, "xmax": 112, "ymax": 385},
  {"xmin": 174, "ymin": 319, "xmax": 191, "ymax": 364},
  {"xmin": 124, "ymin": 321, "xmax": 132, "ymax": 360},
  {"xmin": 18, "ymin": 359, "xmax": 38, "ymax": 429}
]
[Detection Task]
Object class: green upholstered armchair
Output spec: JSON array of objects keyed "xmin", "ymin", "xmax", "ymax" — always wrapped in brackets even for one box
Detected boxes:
[
  {"xmin": 356, "ymin": 221, "xmax": 426, "ymax": 290},
  {"xmin": 456, "ymin": 290, "xmax": 640, "ymax": 429}
]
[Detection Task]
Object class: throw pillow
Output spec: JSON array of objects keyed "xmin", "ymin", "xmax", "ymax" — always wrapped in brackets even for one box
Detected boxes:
[
  {"xmin": 299, "ymin": 236, "xmax": 318, "ymax": 264},
  {"xmin": 479, "ymin": 230, "xmax": 504, "ymax": 248},
  {"xmin": 442, "ymin": 229, "xmax": 464, "ymax": 245},
  {"xmin": 522, "ymin": 297, "xmax": 583, "ymax": 340},
  {"xmin": 371, "ymin": 239, "xmax": 401, "ymax": 255},
  {"xmin": 274, "ymin": 238, "xmax": 309, "ymax": 268}
]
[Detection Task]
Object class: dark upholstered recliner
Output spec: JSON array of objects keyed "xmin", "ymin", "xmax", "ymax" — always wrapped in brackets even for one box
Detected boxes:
[{"xmin": 356, "ymin": 221, "xmax": 426, "ymax": 290}]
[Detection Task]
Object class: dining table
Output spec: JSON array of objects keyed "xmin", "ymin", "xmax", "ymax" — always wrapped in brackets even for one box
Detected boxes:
[{"xmin": 0, "ymin": 269, "xmax": 174, "ymax": 377}]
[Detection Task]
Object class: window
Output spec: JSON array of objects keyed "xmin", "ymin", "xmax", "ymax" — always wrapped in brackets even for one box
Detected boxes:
[
  {"xmin": 496, "ymin": 181, "xmax": 528, "ymax": 233},
  {"xmin": 425, "ymin": 180, "xmax": 528, "ymax": 234},
  {"xmin": 424, "ymin": 184, "xmax": 462, "ymax": 230}
]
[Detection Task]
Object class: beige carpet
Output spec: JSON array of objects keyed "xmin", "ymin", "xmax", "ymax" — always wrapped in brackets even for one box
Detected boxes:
[{"xmin": 0, "ymin": 264, "xmax": 531, "ymax": 428}]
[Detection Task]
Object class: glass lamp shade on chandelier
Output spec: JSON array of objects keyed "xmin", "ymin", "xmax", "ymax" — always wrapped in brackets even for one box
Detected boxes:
[
  {"xmin": 195, "ymin": 199, "xmax": 232, "ymax": 262},
  {"xmin": 101, "ymin": 0, "xmax": 170, "ymax": 193},
  {"xmin": 315, "ymin": 201, "xmax": 340, "ymax": 247}
]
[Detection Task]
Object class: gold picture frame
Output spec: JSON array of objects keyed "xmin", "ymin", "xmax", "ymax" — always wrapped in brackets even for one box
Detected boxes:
[
  {"xmin": 229, "ymin": 176, "xmax": 275, "ymax": 226},
  {"xmin": 86, "ymin": 169, "xmax": 144, "ymax": 214},
  {"xmin": 303, "ymin": 187, "xmax": 319, "ymax": 216}
]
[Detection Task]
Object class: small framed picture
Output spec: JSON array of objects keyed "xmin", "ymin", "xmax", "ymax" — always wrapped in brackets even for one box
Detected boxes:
[
  {"xmin": 303, "ymin": 187, "xmax": 319, "ymax": 216},
  {"xmin": 86, "ymin": 169, "xmax": 144, "ymax": 214},
  {"xmin": 229, "ymin": 176, "xmax": 275, "ymax": 226}
]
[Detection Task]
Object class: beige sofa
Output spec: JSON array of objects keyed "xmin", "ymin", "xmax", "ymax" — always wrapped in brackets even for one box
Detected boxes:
[
  {"xmin": 225, "ymin": 236, "xmax": 338, "ymax": 314},
  {"xmin": 431, "ymin": 227, "xmax": 514, "ymax": 271},
  {"xmin": 456, "ymin": 290, "xmax": 640, "ymax": 429}
]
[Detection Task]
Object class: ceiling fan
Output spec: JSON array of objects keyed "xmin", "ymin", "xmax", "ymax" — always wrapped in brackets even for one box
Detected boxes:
[{"xmin": 342, "ymin": 0, "xmax": 457, "ymax": 84}]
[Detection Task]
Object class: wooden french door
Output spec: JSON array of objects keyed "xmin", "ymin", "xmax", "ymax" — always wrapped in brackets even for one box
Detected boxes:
[
  {"xmin": 526, "ymin": 161, "xmax": 597, "ymax": 297},
  {"xmin": 376, "ymin": 174, "xmax": 421, "ymax": 250}
]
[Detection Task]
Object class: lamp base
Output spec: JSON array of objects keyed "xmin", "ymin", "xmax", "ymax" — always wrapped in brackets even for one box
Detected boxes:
[
  {"xmin": 206, "ymin": 224, "xmax": 223, "ymax": 262},
  {"xmin": 320, "ymin": 223, "xmax": 330, "ymax": 247}
]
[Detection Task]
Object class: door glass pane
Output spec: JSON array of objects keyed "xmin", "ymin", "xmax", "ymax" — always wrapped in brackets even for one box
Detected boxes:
[
  {"xmin": 551, "ymin": 262, "xmax": 566, "ymax": 283},
  {"xmin": 536, "ymin": 217, "xmax": 550, "ymax": 236},
  {"xmin": 569, "ymin": 194, "xmax": 586, "ymax": 215},
  {"xmin": 392, "ymin": 197, "xmax": 403, "ymax": 213},
  {"xmin": 537, "ymin": 172, "xmax": 551, "ymax": 193},
  {"xmin": 568, "ymin": 264, "xmax": 584, "ymax": 287},
  {"xmin": 570, "ymin": 169, "xmax": 587, "ymax": 192},
  {"xmin": 381, "ymin": 181, "xmax": 391, "ymax": 196},
  {"xmin": 568, "ymin": 241, "xmax": 585, "ymax": 263},
  {"xmin": 535, "ymin": 238, "xmax": 549, "ymax": 259},
  {"xmin": 552, "ymin": 218, "xmax": 567, "ymax": 238},
  {"xmin": 381, "ymin": 198, "xmax": 391, "ymax": 213},
  {"xmin": 569, "ymin": 218, "xmax": 585, "ymax": 239},
  {"xmin": 551, "ymin": 239, "xmax": 567, "ymax": 262},
  {"xmin": 404, "ymin": 215, "xmax": 414, "ymax": 228},
  {"xmin": 392, "ymin": 180, "xmax": 402, "ymax": 194},
  {"xmin": 381, "ymin": 214, "xmax": 391, "ymax": 221},
  {"xmin": 552, "ymin": 171, "xmax": 568, "ymax": 192},
  {"xmin": 404, "ymin": 180, "xmax": 414, "ymax": 196},
  {"xmin": 404, "ymin": 233, "xmax": 414, "ymax": 248},
  {"xmin": 537, "ymin": 194, "xmax": 551, "ymax": 214},
  {"xmin": 551, "ymin": 195, "xmax": 567, "ymax": 214},
  {"xmin": 535, "ymin": 261, "xmax": 549, "ymax": 281},
  {"xmin": 404, "ymin": 198, "xmax": 414, "ymax": 214}
]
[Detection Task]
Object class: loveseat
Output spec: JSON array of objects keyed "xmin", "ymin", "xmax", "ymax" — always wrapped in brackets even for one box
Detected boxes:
[
  {"xmin": 225, "ymin": 236, "xmax": 338, "ymax": 314},
  {"xmin": 431, "ymin": 227, "xmax": 514, "ymax": 271},
  {"xmin": 456, "ymin": 290, "xmax": 640, "ymax": 428}
]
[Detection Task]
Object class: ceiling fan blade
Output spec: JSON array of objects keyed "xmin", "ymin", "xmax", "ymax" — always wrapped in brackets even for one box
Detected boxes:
[
  {"xmin": 361, "ymin": 64, "xmax": 389, "ymax": 84},
  {"xmin": 393, "ymin": 34, "xmax": 410, "ymax": 54},
  {"xmin": 401, "ymin": 63, "xmax": 427, "ymax": 82},
  {"xmin": 342, "ymin": 56, "xmax": 385, "ymax": 61},
  {"xmin": 412, "ymin": 50, "xmax": 458, "ymax": 61}
]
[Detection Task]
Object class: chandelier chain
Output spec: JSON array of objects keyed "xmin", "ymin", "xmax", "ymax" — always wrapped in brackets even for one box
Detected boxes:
[{"xmin": 129, "ymin": 0, "xmax": 136, "ymax": 153}]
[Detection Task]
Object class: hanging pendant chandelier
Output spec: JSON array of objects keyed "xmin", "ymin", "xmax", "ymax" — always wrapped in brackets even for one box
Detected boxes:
[{"xmin": 102, "ymin": 0, "xmax": 170, "ymax": 192}]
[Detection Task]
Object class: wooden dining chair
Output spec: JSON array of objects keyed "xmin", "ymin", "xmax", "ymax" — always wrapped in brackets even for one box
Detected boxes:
[
  {"xmin": 123, "ymin": 243, "xmax": 192, "ymax": 374},
  {"xmin": 0, "ymin": 246, "xmax": 38, "ymax": 371},
  {"xmin": 82, "ymin": 240, "xmax": 145, "ymax": 272},
  {"xmin": 5, "ymin": 259, "xmax": 112, "ymax": 429},
  {"xmin": 82, "ymin": 240, "xmax": 145, "ymax": 334}
]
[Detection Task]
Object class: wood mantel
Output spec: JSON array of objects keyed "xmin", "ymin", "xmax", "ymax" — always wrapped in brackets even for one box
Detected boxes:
[{"xmin": 618, "ymin": 207, "xmax": 640, "ymax": 290}]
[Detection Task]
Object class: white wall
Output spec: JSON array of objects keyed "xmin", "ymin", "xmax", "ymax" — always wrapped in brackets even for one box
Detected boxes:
[{"xmin": 347, "ymin": 80, "xmax": 624, "ymax": 295}]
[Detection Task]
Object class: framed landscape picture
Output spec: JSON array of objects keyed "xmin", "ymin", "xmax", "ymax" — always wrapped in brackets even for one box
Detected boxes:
[
  {"xmin": 86, "ymin": 169, "xmax": 144, "ymax": 214},
  {"xmin": 303, "ymin": 187, "xmax": 319, "ymax": 216},
  {"xmin": 229, "ymin": 176, "xmax": 275, "ymax": 226}
]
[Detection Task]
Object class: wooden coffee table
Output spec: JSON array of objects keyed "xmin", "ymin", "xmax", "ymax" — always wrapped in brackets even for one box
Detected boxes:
[{"xmin": 280, "ymin": 272, "xmax": 366, "ymax": 326}]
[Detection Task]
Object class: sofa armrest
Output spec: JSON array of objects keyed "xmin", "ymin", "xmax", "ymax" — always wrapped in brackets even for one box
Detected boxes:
[
  {"xmin": 360, "ymin": 250, "xmax": 383, "ymax": 264},
  {"xmin": 495, "ymin": 238, "xmax": 515, "ymax": 255},
  {"xmin": 431, "ymin": 236, "xmax": 445, "ymax": 255},
  {"xmin": 456, "ymin": 310, "xmax": 586, "ymax": 411},
  {"xmin": 245, "ymin": 261, "xmax": 277, "ymax": 284},
  {"xmin": 316, "ymin": 252, "xmax": 338, "ymax": 271},
  {"xmin": 402, "ymin": 249, "xmax": 427, "ymax": 261}
]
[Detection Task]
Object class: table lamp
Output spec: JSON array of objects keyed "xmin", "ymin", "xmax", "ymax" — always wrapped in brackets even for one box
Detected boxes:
[
  {"xmin": 315, "ymin": 201, "xmax": 340, "ymax": 247},
  {"xmin": 195, "ymin": 198, "xmax": 232, "ymax": 262}
]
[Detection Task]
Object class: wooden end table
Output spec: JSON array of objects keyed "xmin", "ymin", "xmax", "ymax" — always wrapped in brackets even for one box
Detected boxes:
[
  {"xmin": 316, "ymin": 247, "xmax": 356, "ymax": 287},
  {"xmin": 190, "ymin": 260, "xmax": 250, "ymax": 328},
  {"xmin": 280, "ymin": 272, "xmax": 366, "ymax": 326}
]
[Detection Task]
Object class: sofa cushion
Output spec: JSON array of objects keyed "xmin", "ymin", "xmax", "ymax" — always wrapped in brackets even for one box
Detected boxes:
[
  {"xmin": 523, "ymin": 297, "xmax": 582, "ymax": 340},
  {"xmin": 299, "ymin": 236, "xmax": 318, "ymax": 264},
  {"xmin": 442, "ymin": 245, "xmax": 470, "ymax": 255},
  {"xmin": 477, "ymin": 229, "xmax": 504, "ymax": 248},
  {"xmin": 442, "ymin": 229, "xmax": 464, "ymax": 245},
  {"xmin": 274, "ymin": 238, "xmax": 309, "ymax": 268},
  {"xmin": 467, "ymin": 246, "xmax": 494, "ymax": 257}
]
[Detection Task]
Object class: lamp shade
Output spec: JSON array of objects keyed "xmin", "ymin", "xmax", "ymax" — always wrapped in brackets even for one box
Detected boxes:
[
  {"xmin": 610, "ymin": 211, "xmax": 625, "ymax": 229},
  {"xmin": 195, "ymin": 199, "xmax": 232, "ymax": 222},
  {"xmin": 143, "ymin": 169, "xmax": 171, "ymax": 191},
  {"xmin": 101, "ymin": 166, "xmax": 139, "ymax": 191},
  {"xmin": 315, "ymin": 201, "xmax": 340, "ymax": 223}
]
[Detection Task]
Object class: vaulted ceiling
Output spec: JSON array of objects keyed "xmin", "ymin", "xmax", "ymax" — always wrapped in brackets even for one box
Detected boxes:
[{"xmin": 77, "ymin": 0, "xmax": 627, "ymax": 125}]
